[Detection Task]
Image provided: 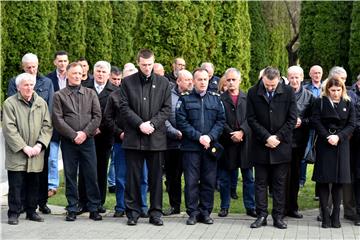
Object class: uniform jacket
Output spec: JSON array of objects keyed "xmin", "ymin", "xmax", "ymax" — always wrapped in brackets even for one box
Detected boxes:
[
  {"xmin": 3, "ymin": 92, "xmax": 52, "ymax": 172},
  {"xmin": 176, "ymin": 89, "xmax": 225, "ymax": 152},
  {"xmin": 52, "ymin": 85, "xmax": 102, "ymax": 141},
  {"xmin": 219, "ymin": 90, "xmax": 252, "ymax": 170},
  {"xmin": 119, "ymin": 71, "xmax": 171, "ymax": 151},
  {"xmin": 246, "ymin": 80, "xmax": 297, "ymax": 164},
  {"xmin": 311, "ymin": 97, "xmax": 355, "ymax": 183},
  {"xmin": 349, "ymin": 84, "xmax": 360, "ymax": 178}
]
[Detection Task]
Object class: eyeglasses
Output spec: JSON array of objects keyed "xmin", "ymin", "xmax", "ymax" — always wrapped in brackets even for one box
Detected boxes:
[{"xmin": 226, "ymin": 78, "xmax": 237, "ymax": 82}]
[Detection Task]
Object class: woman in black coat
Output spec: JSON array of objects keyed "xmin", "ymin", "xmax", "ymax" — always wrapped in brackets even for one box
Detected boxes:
[
  {"xmin": 218, "ymin": 68, "xmax": 255, "ymax": 218},
  {"xmin": 311, "ymin": 78, "xmax": 355, "ymax": 228}
]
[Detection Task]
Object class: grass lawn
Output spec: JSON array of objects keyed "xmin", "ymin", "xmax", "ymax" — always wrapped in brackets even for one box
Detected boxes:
[{"xmin": 48, "ymin": 164, "xmax": 318, "ymax": 214}]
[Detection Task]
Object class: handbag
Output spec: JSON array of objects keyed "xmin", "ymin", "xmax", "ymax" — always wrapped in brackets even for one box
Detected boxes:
[{"xmin": 303, "ymin": 132, "xmax": 318, "ymax": 164}]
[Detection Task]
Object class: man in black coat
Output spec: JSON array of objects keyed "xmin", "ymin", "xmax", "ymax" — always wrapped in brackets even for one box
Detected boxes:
[
  {"xmin": 247, "ymin": 67, "xmax": 297, "ymax": 229},
  {"xmin": 165, "ymin": 57, "xmax": 186, "ymax": 84},
  {"xmin": 119, "ymin": 49, "xmax": 171, "ymax": 226},
  {"xmin": 78, "ymin": 61, "xmax": 117, "ymax": 214},
  {"xmin": 218, "ymin": 68, "xmax": 256, "ymax": 218}
]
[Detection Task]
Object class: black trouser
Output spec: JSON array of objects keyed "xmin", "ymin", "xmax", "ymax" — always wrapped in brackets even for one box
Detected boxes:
[
  {"xmin": 254, "ymin": 163, "xmax": 289, "ymax": 219},
  {"xmin": 124, "ymin": 150, "xmax": 163, "ymax": 219},
  {"xmin": 37, "ymin": 147, "xmax": 49, "ymax": 207},
  {"xmin": 165, "ymin": 149, "xmax": 183, "ymax": 211},
  {"xmin": 8, "ymin": 171, "xmax": 40, "ymax": 217},
  {"xmin": 354, "ymin": 178, "xmax": 360, "ymax": 215},
  {"xmin": 61, "ymin": 137, "xmax": 101, "ymax": 212},
  {"xmin": 285, "ymin": 146, "xmax": 305, "ymax": 213},
  {"xmin": 318, "ymin": 183, "xmax": 342, "ymax": 221},
  {"xmin": 79, "ymin": 134, "xmax": 112, "ymax": 206}
]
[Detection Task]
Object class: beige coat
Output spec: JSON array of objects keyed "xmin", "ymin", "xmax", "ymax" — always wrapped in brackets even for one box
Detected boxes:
[{"xmin": 3, "ymin": 92, "xmax": 52, "ymax": 172}]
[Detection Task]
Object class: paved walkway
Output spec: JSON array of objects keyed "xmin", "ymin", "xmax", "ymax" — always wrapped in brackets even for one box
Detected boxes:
[{"xmin": 1, "ymin": 196, "xmax": 359, "ymax": 240}]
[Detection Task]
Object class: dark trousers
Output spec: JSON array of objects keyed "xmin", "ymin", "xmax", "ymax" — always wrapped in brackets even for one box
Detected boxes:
[
  {"xmin": 318, "ymin": 183, "xmax": 342, "ymax": 221},
  {"xmin": 286, "ymin": 146, "xmax": 305, "ymax": 213},
  {"xmin": 8, "ymin": 171, "xmax": 39, "ymax": 217},
  {"xmin": 37, "ymin": 147, "xmax": 49, "ymax": 207},
  {"xmin": 61, "ymin": 137, "xmax": 100, "ymax": 212},
  {"xmin": 354, "ymin": 178, "xmax": 360, "ymax": 214},
  {"xmin": 124, "ymin": 150, "xmax": 163, "ymax": 219},
  {"xmin": 79, "ymin": 134, "xmax": 112, "ymax": 206},
  {"xmin": 254, "ymin": 163, "xmax": 289, "ymax": 219},
  {"xmin": 182, "ymin": 151, "xmax": 217, "ymax": 218},
  {"xmin": 165, "ymin": 149, "xmax": 183, "ymax": 211}
]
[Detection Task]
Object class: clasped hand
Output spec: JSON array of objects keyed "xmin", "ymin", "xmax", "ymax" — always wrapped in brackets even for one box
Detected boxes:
[
  {"xmin": 199, "ymin": 135, "xmax": 211, "ymax": 149},
  {"xmin": 139, "ymin": 121, "xmax": 154, "ymax": 135},
  {"xmin": 265, "ymin": 135, "xmax": 280, "ymax": 148},
  {"xmin": 23, "ymin": 144, "xmax": 42, "ymax": 158}
]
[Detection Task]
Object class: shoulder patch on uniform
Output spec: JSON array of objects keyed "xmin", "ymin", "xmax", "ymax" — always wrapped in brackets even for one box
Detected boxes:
[
  {"xmin": 181, "ymin": 91, "xmax": 189, "ymax": 96},
  {"xmin": 209, "ymin": 91, "xmax": 220, "ymax": 96}
]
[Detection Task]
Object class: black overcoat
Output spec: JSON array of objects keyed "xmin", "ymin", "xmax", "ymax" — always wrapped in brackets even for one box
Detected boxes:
[
  {"xmin": 119, "ymin": 72, "xmax": 171, "ymax": 151},
  {"xmin": 246, "ymin": 80, "xmax": 297, "ymax": 164},
  {"xmin": 311, "ymin": 97, "xmax": 355, "ymax": 183},
  {"xmin": 219, "ymin": 90, "xmax": 252, "ymax": 170}
]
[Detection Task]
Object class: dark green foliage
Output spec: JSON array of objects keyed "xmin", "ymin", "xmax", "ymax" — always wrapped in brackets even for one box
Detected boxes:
[
  {"xmin": 349, "ymin": 2, "xmax": 360, "ymax": 83},
  {"xmin": 85, "ymin": 0, "xmax": 113, "ymax": 67},
  {"xmin": 1, "ymin": 2, "xmax": 8, "ymax": 102},
  {"xmin": 111, "ymin": 1, "xmax": 138, "ymax": 67},
  {"xmin": 56, "ymin": 0, "xmax": 86, "ymax": 62}
]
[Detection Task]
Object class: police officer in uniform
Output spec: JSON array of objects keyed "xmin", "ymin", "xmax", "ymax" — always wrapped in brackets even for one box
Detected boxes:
[{"xmin": 176, "ymin": 68, "xmax": 225, "ymax": 225}]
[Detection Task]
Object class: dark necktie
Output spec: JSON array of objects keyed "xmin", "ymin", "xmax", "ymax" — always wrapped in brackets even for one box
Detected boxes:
[{"xmin": 267, "ymin": 91, "xmax": 273, "ymax": 102}]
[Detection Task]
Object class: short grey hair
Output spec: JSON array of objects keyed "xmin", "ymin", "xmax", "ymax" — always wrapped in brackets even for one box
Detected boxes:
[
  {"xmin": 94, "ymin": 60, "xmax": 111, "ymax": 73},
  {"xmin": 22, "ymin": 53, "xmax": 38, "ymax": 64},
  {"xmin": 177, "ymin": 70, "xmax": 193, "ymax": 80},
  {"xmin": 200, "ymin": 62, "xmax": 214, "ymax": 71},
  {"xmin": 224, "ymin": 68, "xmax": 241, "ymax": 80},
  {"xmin": 15, "ymin": 73, "xmax": 36, "ymax": 87},
  {"xmin": 328, "ymin": 66, "xmax": 347, "ymax": 79},
  {"xmin": 287, "ymin": 65, "xmax": 304, "ymax": 76}
]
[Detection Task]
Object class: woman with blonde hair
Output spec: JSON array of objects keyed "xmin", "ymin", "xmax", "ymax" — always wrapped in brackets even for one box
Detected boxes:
[{"xmin": 311, "ymin": 77, "xmax": 355, "ymax": 228}]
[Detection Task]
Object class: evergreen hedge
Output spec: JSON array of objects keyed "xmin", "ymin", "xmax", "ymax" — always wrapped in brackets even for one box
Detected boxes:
[{"xmin": 349, "ymin": 2, "xmax": 360, "ymax": 83}]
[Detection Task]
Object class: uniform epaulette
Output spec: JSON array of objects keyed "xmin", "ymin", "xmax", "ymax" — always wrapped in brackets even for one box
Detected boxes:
[
  {"xmin": 181, "ymin": 91, "xmax": 190, "ymax": 96},
  {"xmin": 208, "ymin": 91, "xmax": 220, "ymax": 97}
]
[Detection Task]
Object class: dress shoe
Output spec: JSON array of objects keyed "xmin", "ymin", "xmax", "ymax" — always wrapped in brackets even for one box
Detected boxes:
[
  {"xmin": 186, "ymin": 215, "xmax": 197, "ymax": 225},
  {"xmin": 39, "ymin": 204, "xmax": 51, "ymax": 214},
  {"xmin": 8, "ymin": 215, "xmax": 19, "ymax": 225},
  {"xmin": 98, "ymin": 205, "xmax": 106, "ymax": 213},
  {"xmin": 287, "ymin": 211, "xmax": 303, "ymax": 219},
  {"xmin": 127, "ymin": 218, "xmax": 138, "ymax": 226},
  {"xmin": 354, "ymin": 218, "xmax": 360, "ymax": 226},
  {"xmin": 89, "ymin": 211, "xmax": 102, "ymax": 221},
  {"xmin": 26, "ymin": 212, "xmax": 44, "ymax": 222},
  {"xmin": 77, "ymin": 206, "xmax": 88, "ymax": 215},
  {"xmin": 317, "ymin": 215, "xmax": 322, "ymax": 222},
  {"xmin": 218, "ymin": 208, "xmax": 228, "ymax": 217},
  {"xmin": 108, "ymin": 185, "xmax": 116, "ymax": 193},
  {"xmin": 273, "ymin": 218, "xmax": 287, "ymax": 229},
  {"xmin": 140, "ymin": 211, "xmax": 149, "ymax": 218},
  {"xmin": 250, "ymin": 216, "xmax": 267, "ymax": 228},
  {"xmin": 149, "ymin": 217, "xmax": 164, "ymax": 226},
  {"xmin": 199, "ymin": 216, "xmax": 214, "ymax": 224},
  {"xmin": 113, "ymin": 210, "xmax": 125, "ymax": 218},
  {"xmin": 246, "ymin": 209, "xmax": 257, "ymax": 218},
  {"xmin": 230, "ymin": 190, "xmax": 239, "ymax": 200},
  {"xmin": 66, "ymin": 211, "xmax": 77, "ymax": 221},
  {"xmin": 163, "ymin": 207, "xmax": 180, "ymax": 216}
]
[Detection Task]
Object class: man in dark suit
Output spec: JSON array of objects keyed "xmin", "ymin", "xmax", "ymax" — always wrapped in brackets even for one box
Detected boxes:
[
  {"xmin": 119, "ymin": 49, "xmax": 171, "ymax": 226},
  {"xmin": 78, "ymin": 61, "xmax": 117, "ymax": 214},
  {"xmin": 246, "ymin": 67, "xmax": 297, "ymax": 229}
]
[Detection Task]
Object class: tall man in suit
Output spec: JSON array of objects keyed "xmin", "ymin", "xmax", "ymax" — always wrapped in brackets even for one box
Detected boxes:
[
  {"xmin": 247, "ymin": 67, "xmax": 297, "ymax": 229},
  {"xmin": 119, "ymin": 49, "xmax": 171, "ymax": 226}
]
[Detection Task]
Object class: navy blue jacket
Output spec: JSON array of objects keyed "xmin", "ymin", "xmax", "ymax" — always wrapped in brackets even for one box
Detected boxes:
[{"xmin": 176, "ymin": 89, "xmax": 225, "ymax": 151}]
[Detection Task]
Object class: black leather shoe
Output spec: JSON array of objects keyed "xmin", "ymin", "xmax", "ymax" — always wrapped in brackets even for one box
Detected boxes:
[
  {"xmin": 89, "ymin": 211, "xmax": 102, "ymax": 221},
  {"xmin": 246, "ymin": 209, "xmax": 257, "ymax": 218},
  {"xmin": 108, "ymin": 185, "xmax": 116, "ymax": 193},
  {"xmin": 163, "ymin": 207, "xmax": 180, "ymax": 216},
  {"xmin": 66, "ymin": 211, "xmax": 77, "ymax": 221},
  {"xmin": 230, "ymin": 191, "xmax": 239, "ymax": 200},
  {"xmin": 250, "ymin": 216, "xmax": 267, "ymax": 228},
  {"xmin": 140, "ymin": 211, "xmax": 149, "ymax": 218},
  {"xmin": 287, "ymin": 211, "xmax": 303, "ymax": 219},
  {"xmin": 186, "ymin": 216, "xmax": 197, "ymax": 225},
  {"xmin": 98, "ymin": 205, "xmax": 106, "ymax": 213},
  {"xmin": 26, "ymin": 212, "xmax": 44, "ymax": 222},
  {"xmin": 127, "ymin": 218, "xmax": 137, "ymax": 226},
  {"xmin": 149, "ymin": 217, "xmax": 164, "ymax": 226},
  {"xmin": 39, "ymin": 205, "xmax": 51, "ymax": 214},
  {"xmin": 273, "ymin": 218, "xmax": 287, "ymax": 229},
  {"xmin": 317, "ymin": 215, "xmax": 322, "ymax": 222},
  {"xmin": 354, "ymin": 218, "xmax": 360, "ymax": 226},
  {"xmin": 218, "ymin": 208, "xmax": 228, "ymax": 217},
  {"xmin": 77, "ymin": 206, "xmax": 89, "ymax": 215},
  {"xmin": 8, "ymin": 215, "xmax": 19, "ymax": 225},
  {"xmin": 199, "ymin": 216, "xmax": 213, "ymax": 224},
  {"xmin": 113, "ymin": 211, "xmax": 125, "ymax": 218}
]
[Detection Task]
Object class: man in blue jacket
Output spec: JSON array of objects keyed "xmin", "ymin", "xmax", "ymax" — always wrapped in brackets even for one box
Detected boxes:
[{"xmin": 176, "ymin": 67, "xmax": 225, "ymax": 225}]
